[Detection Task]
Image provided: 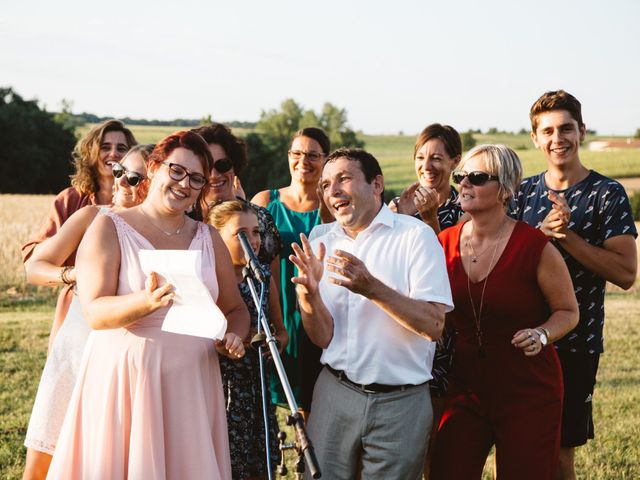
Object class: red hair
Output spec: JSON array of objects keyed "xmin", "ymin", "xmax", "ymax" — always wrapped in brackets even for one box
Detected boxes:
[{"xmin": 148, "ymin": 130, "xmax": 213, "ymax": 201}]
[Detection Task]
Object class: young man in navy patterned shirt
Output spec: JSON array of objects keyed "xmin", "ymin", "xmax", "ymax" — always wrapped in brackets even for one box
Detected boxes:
[{"xmin": 510, "ymin": 90, "xmax": 637, "ymax": 479}]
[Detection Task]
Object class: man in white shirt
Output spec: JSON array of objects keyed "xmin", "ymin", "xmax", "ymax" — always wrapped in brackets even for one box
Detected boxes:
[{"xmin": 291, "ymin": 147, "xmax": 453, "ymax": 479}]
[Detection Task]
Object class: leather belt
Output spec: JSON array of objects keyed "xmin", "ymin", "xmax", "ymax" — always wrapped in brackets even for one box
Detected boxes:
[{"xmin": 325, "ymin": 365, "xmax": 422, "ymax": 394}]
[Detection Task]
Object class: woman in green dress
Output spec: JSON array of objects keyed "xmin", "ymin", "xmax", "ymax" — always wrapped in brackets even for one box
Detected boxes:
[{"xmin": 252, "ymin": 127, "xmax": 330, "ymax": 415}]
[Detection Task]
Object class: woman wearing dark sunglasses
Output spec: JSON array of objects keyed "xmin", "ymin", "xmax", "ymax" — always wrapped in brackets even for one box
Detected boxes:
[
  {"xmin": 430, "ymin": 145, "xmax": 579, "ymax": 479},
  {"xmin": 21, "ymin": 144, "xmax": 152, "ymax": 480},
  {"xmin": 191, "ymin": 123, "xmax": 283, "ymax": 275},
  {"xmin": 47, "ymin": 131, "xmax": 249, "ymax": 479}
]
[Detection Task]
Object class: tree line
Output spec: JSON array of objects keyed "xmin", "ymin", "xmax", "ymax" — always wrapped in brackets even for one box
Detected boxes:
[{"xmin": 0, "ymin": 88, "xmax": 363, "ymax": 195}]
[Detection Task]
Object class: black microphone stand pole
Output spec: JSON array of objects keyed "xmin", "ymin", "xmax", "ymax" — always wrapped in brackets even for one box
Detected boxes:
[{"xmin": 238, "ymin": 233, "xmax": 321, "ymax": 479}]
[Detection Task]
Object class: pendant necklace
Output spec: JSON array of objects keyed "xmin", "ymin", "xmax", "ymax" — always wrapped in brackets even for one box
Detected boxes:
[
  {"xmin": 466, "ymin": 219, "xmax": 508, "ymax": 358},
  {"xmin": 141, "ymin": 208, "xmax": 186, "ymax": 236}
]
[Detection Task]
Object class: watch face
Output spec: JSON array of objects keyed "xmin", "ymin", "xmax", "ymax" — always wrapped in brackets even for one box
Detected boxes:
[{"xmin": 539, "ymin": 332, "xmax": 548, "ymax": 346}]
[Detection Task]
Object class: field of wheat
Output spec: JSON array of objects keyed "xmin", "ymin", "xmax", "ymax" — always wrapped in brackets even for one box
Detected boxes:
[{"xmin": 0, "ymin": 195, "xmax": 55, "ymax": 292}]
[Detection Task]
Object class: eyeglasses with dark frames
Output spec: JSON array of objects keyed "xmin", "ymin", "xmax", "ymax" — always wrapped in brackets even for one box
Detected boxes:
[
  {"xmin": 112, "ymin": 163, "xmax": 145, "ymax": 187},
  {"xmin": 451, "ymin": 170, "xmax": 499, "ymax": 186},
  {"xmin": 288, "ymin": 150, "xmax": 325, "ymax": 161},
  {"xmin": 161, "ymin": 161, "xmax": 207, "ymax": 190}
]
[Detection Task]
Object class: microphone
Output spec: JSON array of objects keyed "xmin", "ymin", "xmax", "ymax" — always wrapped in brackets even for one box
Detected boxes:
[{"xmin": 237, "ymin": 231, "xmax": 267, "ymax": 283}]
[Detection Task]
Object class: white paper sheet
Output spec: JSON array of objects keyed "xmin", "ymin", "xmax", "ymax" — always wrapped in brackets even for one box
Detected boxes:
[{"xmin": 138, "ymin": 249, "xmax": 227, "ymax": 340}]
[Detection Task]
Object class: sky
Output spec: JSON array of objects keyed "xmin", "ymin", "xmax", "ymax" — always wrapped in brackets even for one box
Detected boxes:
[{"xmin": 2, "ymin": 0, "xmax": 639, "ymax": 136}]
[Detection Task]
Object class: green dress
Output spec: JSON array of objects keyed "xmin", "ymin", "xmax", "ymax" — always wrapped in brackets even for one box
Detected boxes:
[{"xmin": 266, "ymin": 189, "xmax": 322, "ymax": 411}]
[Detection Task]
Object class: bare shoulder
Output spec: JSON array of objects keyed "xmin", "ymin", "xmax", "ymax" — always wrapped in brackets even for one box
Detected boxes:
[{"xmin": 251, "ymin": 190, "xmax": 272, "ymax": 208}]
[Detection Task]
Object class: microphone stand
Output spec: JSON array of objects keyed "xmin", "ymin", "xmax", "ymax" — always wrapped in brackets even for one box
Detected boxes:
[{"xmin": 238, "ymin": 234, "xmax": 321, "ymax": 479}]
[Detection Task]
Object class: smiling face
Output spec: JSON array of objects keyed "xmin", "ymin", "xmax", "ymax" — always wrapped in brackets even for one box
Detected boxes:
[
  {"xmin": 149, "ymin": 147, "xmax": 204, "ymax": 212},
  {"xmin": 96, "ymin": 130, "xmax": 129, "ymax": 180},
  {"xmin": 113, "ymin": 151, "xmax": 147, "ymax": 208},
  {"xmin": 414, "ymin": 138, "xmax": 459, "ymax": 192},
  {"xmin": 288, "ymin": 136, "xmax": 325, "ymax": 185},
  {"xmin": 218, "ymin": 211, "xmax": 261, "ymax": 267},
  {"xmin": 320, "ymin": 157, "xmax": 383, "ymax": 238},
  {"xmin": 531, "ymin": 109, "xmax": 585, "ymax": 169},
  {"xmin": 205, "ymin": 143, "xmax": 235, "ymax": 204},
  {"xmin": 457, "ymin": 154, "xmax": 502, "ymax": 214}
]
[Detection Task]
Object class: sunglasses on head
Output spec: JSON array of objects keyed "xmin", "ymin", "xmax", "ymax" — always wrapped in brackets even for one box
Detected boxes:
[
  {"xmin": 451, "ymin": 170, "xmax": 499, "ymax": 186},
  {"xmin": 213, "ymin": 158, "xmax": 233, "ymax": 174},
  {"xmin": 112, "ymin": 163, "xmax": 145, "ymax": 187}
]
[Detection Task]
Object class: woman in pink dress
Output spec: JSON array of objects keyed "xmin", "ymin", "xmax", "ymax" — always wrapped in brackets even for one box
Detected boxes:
[{"xmin": 47, "ymin": 131, "xmax": 250, "ymax": 480}]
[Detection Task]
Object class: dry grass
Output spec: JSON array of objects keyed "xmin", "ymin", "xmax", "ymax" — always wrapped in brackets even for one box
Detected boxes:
[{"xmin": 0, "ymin": 195, "xmax": 55, "ymax": 291}]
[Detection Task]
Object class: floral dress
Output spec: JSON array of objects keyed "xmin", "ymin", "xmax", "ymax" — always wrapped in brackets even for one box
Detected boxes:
[{"xmin": 219, "ymin": 275, "xmax": 279, "ymax": 479}]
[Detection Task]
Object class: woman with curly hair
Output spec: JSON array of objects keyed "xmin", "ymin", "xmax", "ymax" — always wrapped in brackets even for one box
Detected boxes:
[
  {"xmin": 22, "ymin": 144, "xmax": 152, "ymax": 480},
  {"xmin": 21, "ymin": 119, "xmax": 137, "ymax": 348}
]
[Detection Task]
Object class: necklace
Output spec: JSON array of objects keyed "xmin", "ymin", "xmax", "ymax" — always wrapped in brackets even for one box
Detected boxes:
[
  {"xmin": 466, "ymin": 234, "xmax": 494, "ymax": 263},
  {"xmin": 141, "ymin": 208, "xmax": 186, "ymax": 236},
  {"xmin": 465, "ymin": 219, "xmax": 509, "ymax": 358}
]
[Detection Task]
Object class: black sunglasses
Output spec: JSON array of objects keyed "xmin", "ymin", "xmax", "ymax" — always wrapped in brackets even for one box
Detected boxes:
[
  {"xmin": 161, "ymin": 161, "xmax": 207, "ymax": 190},
  {"xmin": 213, "ymin": 158, "xmax": 233, "ymax": 173},
  {"xmin": 112, "ymin": 163, "xmax": 145, "ymax": 187},
  {"xmin": 452, "ymin": 170, "xmax": 499, "ymax": 186}
]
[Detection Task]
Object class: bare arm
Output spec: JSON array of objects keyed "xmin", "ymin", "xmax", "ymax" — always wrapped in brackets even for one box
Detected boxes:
[
  {"xmin": 25, "ymin": 206, "xmax": 99, "ymax": 286},
  {"xmin": 512, "ymin": 242, "xmax": 579, "ymax": 356},
  {"xmin": 209, "ymin": 226, "xmax": 250, "ymax": 357},
  {"xmin": 542, "ymin": 191, "xmax": 637, "ymax": 289},
  {"xmin": 326, "ymin": 249, "xmax": 445, "ymax": 341},
  {"xmin": 557, "ymin": 233, "xmax": 637, "ymax": 290},
  {"xmin": 77, "ymin": 215, "xmax": 175, "ymax": 329},
  {"xmin": 251, "ymin": 190, "xmax": 271, "ymax": 208}
]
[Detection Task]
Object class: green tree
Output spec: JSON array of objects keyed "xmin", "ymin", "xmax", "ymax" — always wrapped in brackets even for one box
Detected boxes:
[
  {"xmin": 461, "ymin": 130, "xmax": 477, "ymax": 151},
  {"xmin": 634, "ymin": 128, "xmax": 640, "ymax": 140},
  {"xmin": 53, "ymin": 99, "xmax": 85, "ymax": 132},
  {"xmin": 247, "ymin": 99, "xmax": 365, "ymax": 195},
  {"xmin": 0, "ymin": 87, "xmax": 77, "ymax": 193}
]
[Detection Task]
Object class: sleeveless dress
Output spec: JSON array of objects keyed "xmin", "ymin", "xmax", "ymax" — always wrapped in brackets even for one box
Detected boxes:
[
  {"xmin": 265, "ymin": 189, "xmax": 321, "ymax": 411},
  {"xmin": 47, "ymin": 212, "xmax": 232, "ymax": 480},
  {"xmin": 24, "ymin": 207, "xmax": 108, "ymax": 454},
  {"xmin": 431, "ymin": 221, "xmax": 563, "ymax": 479}
]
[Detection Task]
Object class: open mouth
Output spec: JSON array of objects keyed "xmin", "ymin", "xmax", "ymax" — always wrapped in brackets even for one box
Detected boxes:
[
  {"xmin": 209, "ymin": 179, "xmax": 226, "ymax": 189},
  {"xmin": 333, "ymin": 199, "xmax": 350, "ymax": 213}
]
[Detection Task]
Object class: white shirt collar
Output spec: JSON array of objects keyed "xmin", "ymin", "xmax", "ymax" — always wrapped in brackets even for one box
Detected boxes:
[{"xmin": 328, "ymin": 203, "xmax": 394, "ymax": 239}]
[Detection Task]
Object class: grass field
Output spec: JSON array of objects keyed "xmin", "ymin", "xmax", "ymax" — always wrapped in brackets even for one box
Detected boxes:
[{"xmin": 1, "ymin": 293, "xmax": 638, "ymax": 479}]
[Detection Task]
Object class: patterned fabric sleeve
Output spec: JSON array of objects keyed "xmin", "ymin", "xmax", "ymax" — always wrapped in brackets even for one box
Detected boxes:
[
  {"xmin": 253, "ymin": 204, "xmax": 282, "ymax": 266},
  {"xmin": 600, "ymin": 181, "xmax": 637, "ymax": 240}
]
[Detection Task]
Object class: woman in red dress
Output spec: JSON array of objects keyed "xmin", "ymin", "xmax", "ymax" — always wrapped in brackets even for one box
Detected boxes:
[{"xmin": 431, "ymin": 144, "xmax": 578, "ymax": 479}]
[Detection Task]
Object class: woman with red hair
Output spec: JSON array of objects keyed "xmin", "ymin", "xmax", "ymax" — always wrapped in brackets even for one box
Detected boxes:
[{"xmin": 47, "ymin": 131, "xmax": 249, "ymax": 479}]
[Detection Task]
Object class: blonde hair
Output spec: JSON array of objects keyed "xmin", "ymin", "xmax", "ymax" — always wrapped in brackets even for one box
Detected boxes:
[
  {"xmin": 459, "ymin": 144, "xmax": 522, "ymax": 205},
  {"xmin": 206, "ymin": 199, "xmax": 257, "ymax": 230},
  {"xmin": 70, "ymin": 120, "xmax": 137, "ymax": 195}
]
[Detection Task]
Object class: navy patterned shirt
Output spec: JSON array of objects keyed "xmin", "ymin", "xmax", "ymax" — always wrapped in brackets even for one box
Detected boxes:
[{"xmin": 510, "ymin": 170, "xmax": 637, "ymax": 354}]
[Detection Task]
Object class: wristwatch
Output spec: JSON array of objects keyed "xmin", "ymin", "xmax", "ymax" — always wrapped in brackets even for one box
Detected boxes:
[{"xmin": 535, "ymin": 328, "xmax": 549, "ymax": 347}]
